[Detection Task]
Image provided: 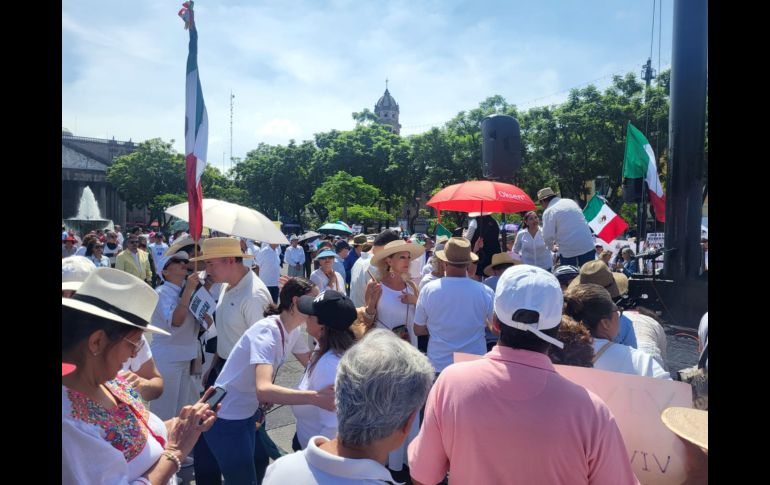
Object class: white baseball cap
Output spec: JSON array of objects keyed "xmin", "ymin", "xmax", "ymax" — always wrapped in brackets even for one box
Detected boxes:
[{"xmin": 494, "ymin": 264, "xmax": 564, "ymax": 349}]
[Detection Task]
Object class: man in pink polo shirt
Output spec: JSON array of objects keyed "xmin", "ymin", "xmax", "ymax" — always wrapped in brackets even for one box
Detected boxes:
[{"xmin": 408, "ymin": 264, "xmax": 639, "ymax": 485}]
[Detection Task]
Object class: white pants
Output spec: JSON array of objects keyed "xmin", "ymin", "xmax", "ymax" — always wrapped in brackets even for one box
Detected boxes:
[{"xmin": 151, "ymin": 358, "xmax": 192, "ymax": 421}]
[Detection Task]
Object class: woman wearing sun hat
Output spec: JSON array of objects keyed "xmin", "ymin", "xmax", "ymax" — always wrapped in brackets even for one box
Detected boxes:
[
  {"xmin": 364, "ymin": 240, "xmax": 425, "ymax": 347},
  {"xmin": 310, "ymin": 248, "xmax": 345, "ymax": 293},
  {"xmin": 62, "ymin": 268, "xmax": 220, "ymax": 485}
]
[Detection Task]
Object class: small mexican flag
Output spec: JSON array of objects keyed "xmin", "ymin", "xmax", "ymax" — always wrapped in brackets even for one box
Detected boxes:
[{"xmin": 583, "ymin": 194, "xmax": 628, "ymax": 244}]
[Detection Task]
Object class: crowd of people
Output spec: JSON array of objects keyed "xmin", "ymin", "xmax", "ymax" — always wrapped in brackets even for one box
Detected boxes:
[{"xmin": 62, "ymin": 186, "xmax": 706, "ymax": 484}]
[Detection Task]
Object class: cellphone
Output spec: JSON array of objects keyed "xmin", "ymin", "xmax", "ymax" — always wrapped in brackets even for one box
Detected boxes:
[{"xmin": 204, "ymin": 386, "xmax": 227, "ymax": 409}]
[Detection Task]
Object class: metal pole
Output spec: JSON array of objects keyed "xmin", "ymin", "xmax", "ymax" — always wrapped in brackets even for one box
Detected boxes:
[{"xmin": 664, "ymin": 0, "xmax": 708, "ymax": 281}]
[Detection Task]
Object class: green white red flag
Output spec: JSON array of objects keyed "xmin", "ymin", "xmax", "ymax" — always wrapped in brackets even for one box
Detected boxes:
[
  {"xmin": 583, "ymin": 194, "xmax": 628, "ymax": 244},
  {"xmin": 180, "ymin": 2, "xmax": 208, "ymax": 241},
  {"xmin": 623, "ymin": 122, "xmax": 666, "ymax": 222}
]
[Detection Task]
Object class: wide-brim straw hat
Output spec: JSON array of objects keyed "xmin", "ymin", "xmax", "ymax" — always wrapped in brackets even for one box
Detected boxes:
[
  {"xmin": 568, "ymin": 260, "xmax": 628, "ymax": 299},
  {"xmin": 661, "ymin": 407, "xmax": 708, "ymax": 450},
  {"xmin": 163, "ymin": 233, "xmax": 200, "ymax": 257},
  {"xmin": 484, "ymin": 252, "xmax": 522, "ymax": 276},
  {"xmin": 435, "ymin": 237, "xmax": 478, "ymax": 264},
  {"xmin": 61, "ymin": 268, "xmax": 169, "ymax": 335},
  {"xmin": 370, "ymin": 240, "xmax": 425, "ymax": 267},
  {"xmin": 62, "ymin": 256, "xmax": 98, "ymax": 291},
  {"xmin": 190, "ymin": 237, "xmax": 254, "ymax": 262}
]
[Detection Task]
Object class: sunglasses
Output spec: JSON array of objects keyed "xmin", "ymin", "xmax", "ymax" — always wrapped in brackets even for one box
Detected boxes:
[{"xmin": 122, "ymin": 336, "xmax": 145, "ymax": 353}]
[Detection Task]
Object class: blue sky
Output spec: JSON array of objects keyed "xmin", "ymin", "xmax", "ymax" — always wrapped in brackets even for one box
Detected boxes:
[{"xmin": 62, "ymin": 0, "xmax": 673, "ymax": 174}]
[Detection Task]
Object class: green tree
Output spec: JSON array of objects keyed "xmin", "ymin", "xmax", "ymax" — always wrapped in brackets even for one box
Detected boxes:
[
  {"xmin": 310, "ymin": 171, "xmax": 381, "ymax": 223},
  {"xmin": 107, "ymin": 138, "xmax": 185, "ymax": 221},
  {"xmin": 351, "ymin": 108, "xmax": 379, "ymax": 126}
]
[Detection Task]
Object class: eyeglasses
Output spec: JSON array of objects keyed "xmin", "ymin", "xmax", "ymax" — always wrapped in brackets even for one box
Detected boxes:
[{"xmin": 123, "ymin": 336, "xmax": 145, "ymax": 353}]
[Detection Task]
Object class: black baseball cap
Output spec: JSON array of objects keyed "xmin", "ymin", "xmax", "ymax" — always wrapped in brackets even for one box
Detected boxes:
[{"xmin": 297, "ymin": 290, "xmax": 357, "ymax": 331}]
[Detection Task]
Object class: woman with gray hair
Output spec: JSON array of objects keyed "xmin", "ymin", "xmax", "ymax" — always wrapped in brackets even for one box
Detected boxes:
[
  {"xmin": 419, "ymin": 242, "xmax": 446, "ymax": 290},
  {"xmin": 263, "ymin": 329, "xmax": 435, "ymax": 484}
]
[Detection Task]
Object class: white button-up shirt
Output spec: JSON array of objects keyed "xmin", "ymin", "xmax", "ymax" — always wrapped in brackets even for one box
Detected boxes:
[
  {"xmin": 541, "ymin": 197, "xmax": 595, "ymax": 258},
  {"xmin": 512, "ymin": 228, "xmax": 552, "ymax": 270},
  {"xmin": 255, "ymin": 245, "xmax": 281, "ymax": 287},
  {"xmin": 284, "ymin": 245, "xmax": 306, "ymax": 266},
  {"xmin": 349, "ymin": 251, "xmax": 375, "ymax": 308}
]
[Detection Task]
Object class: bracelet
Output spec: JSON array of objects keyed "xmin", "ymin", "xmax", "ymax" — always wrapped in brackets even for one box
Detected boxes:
[
  {"xmin": 364, "ymin": 308, "xmax": 376, "ymax": 319},
  {"xmin": 162, "ymin": 451, "xmax": 182, "ymax": 474}
]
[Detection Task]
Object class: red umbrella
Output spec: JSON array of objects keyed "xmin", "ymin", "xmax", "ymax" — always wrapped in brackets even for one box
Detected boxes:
[{"xmin": 427, "ymin": 180, "xmax": 536, "ymax": 221}]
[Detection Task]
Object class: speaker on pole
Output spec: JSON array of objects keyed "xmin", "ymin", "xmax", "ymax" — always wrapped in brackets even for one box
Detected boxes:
[
  {"xmin": 481, "ymin": 114, "xmax": 521, "ymax": 180},
  {"xmin": 622, "ymin": 178, "xmax": 645, "ymax": 203}
]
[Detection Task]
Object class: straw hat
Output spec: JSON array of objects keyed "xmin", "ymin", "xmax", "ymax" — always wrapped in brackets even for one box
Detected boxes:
[
  {"xmin": 370, "ymin": 240, "xmax": 425, "ymax": 267},
  {"xmin": 661, "ymin": 407, "xmax": 708, "ymax": 450},
  {"xmin": 483, "ymin": 252, "xmax": 522, "ymax": 276},
  {"xmin": 537, "ymin": 187, "xmax": 558, "ymax": 202},
  {"xmin": 435, "ymin": 237, "xmax": 478, "ymax": 264},
  {"xmin": 189, "ymin": 237, "xmax": 254, "ymax": 262},
  {"xmin": 61, "ymin": 268, "xmax": 169, "ymax": 335},
  {"xmin": 568, "ymin": 260, "xmax": 629, "ymax": 299},
  {"xmin": 163, "ymin": 233, "xmax": 200, "ymax": 257}
]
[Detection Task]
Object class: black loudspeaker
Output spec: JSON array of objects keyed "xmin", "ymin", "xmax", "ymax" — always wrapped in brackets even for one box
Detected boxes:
[
  {"xmin": 622, "ymin": 178, "xmax": 645, "ymax": 203},
  {"xmin": 481, "ymin": 115, "xmax": 521, "ymax": 180}
]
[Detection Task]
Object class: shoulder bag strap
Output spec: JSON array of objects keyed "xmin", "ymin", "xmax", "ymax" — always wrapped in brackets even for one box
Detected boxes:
[{"xmin": 592, "ymin": 341, "xmax": 614, "ymax": 364}]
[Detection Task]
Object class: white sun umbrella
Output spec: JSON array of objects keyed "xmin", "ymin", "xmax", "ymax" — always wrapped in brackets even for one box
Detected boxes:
[{"xmin": 165, "ymin": 199, "xmax": 289, "ymax": 245}]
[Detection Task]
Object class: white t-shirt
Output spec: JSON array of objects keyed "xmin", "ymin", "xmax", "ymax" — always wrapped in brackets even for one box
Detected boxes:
[
  {"xmin": 292, "ymin": 351, "xmax": 342, "ymax": 448},
  {"xmin": 148, "ymin": 242, "xmax": 169, "ymax": 272},
  {"xmin": 413, "ymin": 277, "xmax": 495, "ymax": 372},
  {"xmin": 592, "ymin": 339, "xmax": 671, "ymax": 379},
  {"xmin": 255, "ymin": 246, "xmax": 281, "ymax": 287},
  {"xmin": 214, "ymin": 315, "xmax": 310, "ymax": 420},
  {"xmin": 419, "ymin": 272, "xmax": 440, "ymax": 291},
  {"xmin": 310, "ymin": 269, "xmax": 345, "ymax": 293}
]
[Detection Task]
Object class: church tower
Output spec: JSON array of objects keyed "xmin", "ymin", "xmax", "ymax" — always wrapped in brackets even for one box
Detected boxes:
[{"xmin": 374, "ymin": 80, "xmax": 401, "ymax": 135}]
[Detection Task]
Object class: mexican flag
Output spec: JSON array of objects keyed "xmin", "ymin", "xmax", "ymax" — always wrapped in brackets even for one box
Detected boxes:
[
  {"xmin": 583, "ymin": 194, "xmax": 628, "ymax": 244},
  {"xmin": 435, "ymin": 223, "xmax": 452, "ymax": 238},
  {"xmin": 180, "ymin": 2, "xmax": 208, "ymax": 241},
  {"xmin": 623, "ymin": 122, "xmax": 666, "ymax": 222}
]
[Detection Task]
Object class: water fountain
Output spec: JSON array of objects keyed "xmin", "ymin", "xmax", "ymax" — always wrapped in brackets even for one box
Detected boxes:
[{"xmin": 63, "ymin": 186, "xmax": 113, "ymax": 235}]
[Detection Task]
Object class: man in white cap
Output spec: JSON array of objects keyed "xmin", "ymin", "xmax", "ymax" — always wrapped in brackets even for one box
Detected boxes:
[
  {"xmin": 408, "ymin": 265, "xmax": 638, "ymax": 485},
  {"xmin": 538, "ymin": 187, "xmax": 596, "ymax": 268}
]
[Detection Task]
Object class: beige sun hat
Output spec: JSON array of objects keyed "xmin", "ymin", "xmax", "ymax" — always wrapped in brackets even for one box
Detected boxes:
[
  {"xmin": 189, "ymin": 237, "xmax": 254, "ymax": 262},
  {"xmin": 163, "ymin": 233, "xmax": 201, "ymax": 257},
  {"xmin": 483, "ymin": 252, "xmax": 522, "ymax": 276},
  {"xmin": 568, "ymin": 260, "xmax": 629, "ymax": 299},
  {"xmin": 61, "ymin": 268, "xmax": 169, "ymax": 335},
  {"xmin": 661, "ymin": 407, "xmax": 708, "ymax": 450},
  {"xmin": 537, "ymin": 187, "xmax": 558, "ymax": 202},
  {"xmin": 435, "ymin": 237, "xmax": 479, "ymax": 264},
  {"xmin": 370, "ymin": 240, "xmax": 426, "ymax": 266},
  {"xmin": 62, "ymin": 256, "xmax": 98, "ymax": 291}
]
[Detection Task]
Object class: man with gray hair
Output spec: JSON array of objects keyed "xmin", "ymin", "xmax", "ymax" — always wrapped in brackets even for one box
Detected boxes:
[{"xmin": 263, "ymin": 329, "xmax": 435, "ymax": 484}]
